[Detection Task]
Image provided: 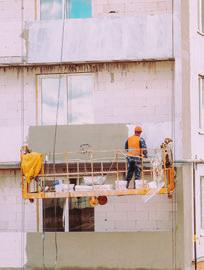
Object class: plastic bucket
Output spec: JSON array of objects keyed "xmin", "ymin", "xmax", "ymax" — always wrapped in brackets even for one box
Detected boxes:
[
  {"xmin": 115, "ymin": 180, "xmax": 127, "ymax": 190},
  {"xmin": 135, "ymin": 180, "xmax": 147, "ymax": 189}
]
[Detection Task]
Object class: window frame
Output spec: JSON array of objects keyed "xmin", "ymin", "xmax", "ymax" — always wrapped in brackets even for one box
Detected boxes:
[
  {"xmin": 36, "ymin": 73, "xmax": 94, "ymax": 126},
  {"xmin": 38, "ymin": 198, "xmax": 69, "ymax": 232},
  {"xmin": 37, "ymin": 0, "xmax": 67, "ymax": 21},
  {"xmin": 69, "ymin": 197, "xmax": 95, "ymax": 232},
  {"xmin": 199, "ymin": 76, "xmax": 204, "ymax": 132},
  {"xmin": 38, "ymin": 197, "xmax": 95, "ymax": 232},
  {"xmin": 198, "ymin": 0, "xmax": 204, "ymax": 34},
  {"xmin": 37, "ymin": 0, "xmax": 92, "ymax": 21}
]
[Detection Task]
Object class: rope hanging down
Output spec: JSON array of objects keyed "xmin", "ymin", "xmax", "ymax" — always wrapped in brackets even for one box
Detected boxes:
[{"xmin": 51, "ymin": 2, "xmax": 66, "ymax": 270}]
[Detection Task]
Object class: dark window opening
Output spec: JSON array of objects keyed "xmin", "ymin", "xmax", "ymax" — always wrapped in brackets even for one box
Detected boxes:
[
  {"xmin": 43, "ymin": 198, "xmax": 65, "ymax": 232},
  {"xmin": 69, "ymin": 197, "xmax": 94, "ymax": 232}
]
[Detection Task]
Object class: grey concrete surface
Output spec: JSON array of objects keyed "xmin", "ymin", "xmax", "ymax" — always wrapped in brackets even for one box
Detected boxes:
[
  {"xmin": 28, "ymin": 124, "xmax": 128, "ymax": 160},
  {"xmin": 25, "ymin": 232, "xmax": 176, "ymax": 270}
]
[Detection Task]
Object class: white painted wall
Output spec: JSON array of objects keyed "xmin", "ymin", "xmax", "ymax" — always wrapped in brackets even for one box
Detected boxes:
[
  {"xmin": 0, "ymin": 0, "xmax": 172, "ymax": 23},
  {"xmin": 0, "ymin": 0, "xmax": 173, "ymax": 64},
  {"xmin": 0, "ymin": 21, "xmax": 22, "ymax": 63},
  {"xmin": 0, "ymin": 0, "xmax": 34, "ymax": 22},
  {"xmin": 92, "ymin": 0, "xmax": 172, "ymax": 17},
  {"xmin": 0, "ymin": 69, "xmax": 36, "ymax": 162},
  {"xmin": 188, "ymin": 0, "xmax": 204, "ymax": 261},
  {"xmin": 172, "ymin": 0, "xmax": 183, "ymax": 160},
  {"xmin": 93, "ymin": 61, "xmax": 175, "ymax": 150},
  {"xmin": 0, "ymin": 61, "xmax": 176, "ymax": 162},
  {"xmin": 0, "ymin": 0, "xmax": 22, "ymax": 63},
  {"xmin": 0, "ymin": 0, "xmax": 33, "ymax": 63},
  {"xmin": 0, "ymin": 232, "xmax": 27, "ymax": 268},
  {"xmin": 189, "ymin": 1, "xmax": 204, "ymax": 160},
  {"xmin": 95, "ymin": 194, "xmax": 176, "ymax": 232},
  {"xmin": 0, "ymin": 170, "xmax": 37, "ymax": 232}
]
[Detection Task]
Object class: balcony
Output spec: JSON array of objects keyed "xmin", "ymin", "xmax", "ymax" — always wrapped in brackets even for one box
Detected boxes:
[{"xmin": 27, "ymin": 14, "xmax": 173, "ymax": 64}]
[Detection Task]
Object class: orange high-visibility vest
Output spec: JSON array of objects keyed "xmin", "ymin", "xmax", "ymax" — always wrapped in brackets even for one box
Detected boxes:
[{"xmin": 127, "ymin": 135, "xmax": 141, "ymax": 157}]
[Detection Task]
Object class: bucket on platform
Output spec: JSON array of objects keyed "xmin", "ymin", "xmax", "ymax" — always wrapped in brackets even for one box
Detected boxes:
[
  {"xmin": 115, "ymin": 180, "xmax": 127, "ymax": 190},
  {"xmin": 54, "ymin": 180, "xmax": 63, "ymax": 192},
  {"xmin": 63, "ymin": 184, "xmax": 75, "ymax": 192},
  {"xmin": 135, "ymin": 180, "xmax": 147, "ymax": 189}
]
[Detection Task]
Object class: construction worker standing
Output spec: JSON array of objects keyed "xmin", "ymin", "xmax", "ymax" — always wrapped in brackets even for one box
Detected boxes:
[{"xmin": 125, "ymin": 126, "xmax": 147, "ymax": 188}]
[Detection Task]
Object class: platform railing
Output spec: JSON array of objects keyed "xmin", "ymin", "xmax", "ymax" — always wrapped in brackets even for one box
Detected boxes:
[{"xmin": 21, "ymin": 146, "xmax": 175, "ymax": 199}]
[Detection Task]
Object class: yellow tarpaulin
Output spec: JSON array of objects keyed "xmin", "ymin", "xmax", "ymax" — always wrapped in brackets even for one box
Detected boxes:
[{"xmin": 21, "ymin": 152, "xmax": 43, "ymax": 183}]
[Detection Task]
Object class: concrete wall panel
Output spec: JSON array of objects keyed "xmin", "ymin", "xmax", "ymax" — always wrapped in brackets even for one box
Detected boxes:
[
  {"xmin": 25, "ymin": 232, "xmax": 175, "ymax": 270},
  {"xmin": 27, "ymin": 15, "xmax": 173, "ymax": 63}
]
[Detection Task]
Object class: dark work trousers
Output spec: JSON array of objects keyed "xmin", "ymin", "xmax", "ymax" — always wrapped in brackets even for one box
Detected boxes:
[{"xmin": 126, "ymin": 156, "xmax": 142, "ymax": 187}]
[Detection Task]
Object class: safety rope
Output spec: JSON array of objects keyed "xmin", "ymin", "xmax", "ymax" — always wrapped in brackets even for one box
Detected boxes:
[
  {"xmin": 42, "ymin": 152, "xmax": 50, "ymax": 270},
  {"xmin": 52, "ymin": 1, "xmax": 66, "ymax": 269}
]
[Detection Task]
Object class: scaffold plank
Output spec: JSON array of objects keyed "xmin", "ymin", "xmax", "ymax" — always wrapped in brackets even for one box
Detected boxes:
[{"xmin": 24, "ymin": 187, "xmax": 171, "ymax": 199}]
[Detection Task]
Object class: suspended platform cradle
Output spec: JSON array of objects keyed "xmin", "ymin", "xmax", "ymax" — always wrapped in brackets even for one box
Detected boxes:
[{"xmin": 20, "ymin": 142, "xmax": 175, "ymax": 200}]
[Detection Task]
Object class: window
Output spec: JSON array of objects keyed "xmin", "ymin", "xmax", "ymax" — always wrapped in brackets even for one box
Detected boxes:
[
  {"xmin": 38, "ymin": 74, "xmax": 94, "ymax": 125},
  {"xmin": 69, "ymin": 197, "xmax": 94, "ymax": 231},
  {"xmin": 43, "ymin": 198, "xmax": 66, "ymax": 232},
  {"xmin": 40, "ymin": 0, "xmax": 92, "ymax": 20},
  {"xmin": 68, "ymin": 0, "xmax": 92, "ymax": 19},
  {"xmin": 40, "ymin": 179, "xmax": 94, "ymax": 232},
  {"xmin": 199, "ymin": 77, "xmax": 204, "ymax": 130},
  {"xmin": 199, "ymin": 0, "xmax": 204, "ymax": 33},
  {"xmin": 41, "ymin": 196, "xmax": 94, "ymax": 232}
]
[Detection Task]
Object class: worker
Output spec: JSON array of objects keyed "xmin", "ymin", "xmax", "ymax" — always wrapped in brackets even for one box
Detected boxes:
[{"xmin": 125, "ymin": 126, "xmax": 147, "ymax": 188}]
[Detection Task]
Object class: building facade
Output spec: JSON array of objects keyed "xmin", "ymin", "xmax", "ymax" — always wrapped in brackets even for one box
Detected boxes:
[{"xmin": 0, "ymin": 0, "xmax": 204, "ymax": 269}]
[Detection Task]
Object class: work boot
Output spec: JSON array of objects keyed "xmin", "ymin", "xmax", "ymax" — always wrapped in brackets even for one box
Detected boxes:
[{"xmin": 126, "ymin": 180, "xmax": 130, "ymax": 189}]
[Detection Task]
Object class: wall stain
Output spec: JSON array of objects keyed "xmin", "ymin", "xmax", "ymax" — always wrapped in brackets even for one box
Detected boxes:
[{"xmin": 0, "ymin": 60, "xmax": 174, "ymax": 75}]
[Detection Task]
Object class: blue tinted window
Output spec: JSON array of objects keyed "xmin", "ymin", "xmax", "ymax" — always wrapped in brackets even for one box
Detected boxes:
[{"xmin": 68, "ymin": 0, "xmax": 92, "ymax": 18}]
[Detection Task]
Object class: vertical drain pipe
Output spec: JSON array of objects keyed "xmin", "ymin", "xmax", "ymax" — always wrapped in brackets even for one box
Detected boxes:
[{"xmin": 193, "ymin": 162, "xmax": 197, "ymax": 270}]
